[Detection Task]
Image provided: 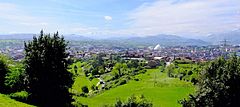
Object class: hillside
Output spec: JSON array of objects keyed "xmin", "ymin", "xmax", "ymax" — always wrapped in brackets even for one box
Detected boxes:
[
  {"xmin": 205, "ymin": 29, "xmax": 240, "ymax": 45},
  {"xmin": 0, "ymin": 34, "xmax": 209, "ymax": 47},
  {"xmin": 0, "ymin": 34, "xmax": 92, "ymax": 41},
  {"xmin": 73, "ymin": 68, "xmax": 194, "ymax": 107},
  {"xmin": 124, "ymin": 34, "xmax": 209, "ymax": 46},
  {"xmin": 63, "ymin": 34, "xmax": 93, "ymax": 41},
  {"xmin": 0, "ymin": 34, "xmax": 35, "ymax": 40},
  {"xmin": 0, "ymin": 94, "xmax": 34, "ymax": 107}
]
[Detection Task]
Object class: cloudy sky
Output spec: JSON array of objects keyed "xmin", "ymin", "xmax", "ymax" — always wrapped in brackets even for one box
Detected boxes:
[{"xmin": 0, "ymin": 0, "xmax": 239, "ymax": 37}]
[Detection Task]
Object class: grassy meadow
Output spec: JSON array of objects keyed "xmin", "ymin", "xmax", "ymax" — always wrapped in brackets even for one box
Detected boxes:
[
  {"xmin": 72, "ymin": 66, "xmax": 195, "ymax": 107},
  {"xmin": 0, "ymin": 94, "xmax": 33, "ymax": 107}
]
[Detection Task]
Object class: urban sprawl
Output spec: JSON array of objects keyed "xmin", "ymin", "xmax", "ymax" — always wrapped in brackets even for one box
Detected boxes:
[{"xmin": 1, "ymin": 42, "xmax": 240, "ymax": 64}]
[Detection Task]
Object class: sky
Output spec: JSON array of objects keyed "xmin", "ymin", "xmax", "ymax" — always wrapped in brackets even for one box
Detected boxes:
[{"xmin": 0, "ymin": 0, "xmax": 239, "ymax": 38}]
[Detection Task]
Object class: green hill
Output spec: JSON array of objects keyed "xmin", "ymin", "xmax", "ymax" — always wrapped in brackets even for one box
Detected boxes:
[
  {"xmin": 73, "ymin": 68, "xmax": 195, "ymax": 107},
  {"xmin": 0, "ymin": 94, "xmax": 33, "ymax": 107}
]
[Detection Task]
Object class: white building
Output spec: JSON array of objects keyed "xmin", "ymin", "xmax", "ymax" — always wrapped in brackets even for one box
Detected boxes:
[{"xmin": 154, "ymin": 44, "xmax": 161, "ymax": 50}]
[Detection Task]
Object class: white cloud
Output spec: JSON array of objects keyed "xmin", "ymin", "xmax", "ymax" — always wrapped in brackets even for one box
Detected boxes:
[
  {"xmin": 127, "ymin": 0, "xmax": 240, "ymax": 36},
  {"xmin": 104, "ymin": 16, "xmax": 112, "ymax": 21},
  {"xmin": 1, "ymin": 1, "xmax": 239, "ymax": 38},
  {"xmin": 0, "ymin": 3, "xmax": 56, "ymax": 34},
  {"xmin": 0, "ymin": 3, "xmax": 48, "ymax": 24},
  {"xmin": 20, "ymin": 22, "xmax": 48, "ymax": 26},
  {"xmin": 0, "ymin": 2, "xmax": 114, "ymax": 35}
]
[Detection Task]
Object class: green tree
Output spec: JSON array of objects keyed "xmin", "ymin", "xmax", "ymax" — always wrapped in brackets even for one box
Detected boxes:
[
  {"xmin": 5, "ymin": 62, "xmax": 25, "ymax": 92},
  {"xmin": 24, "ymin": 30, "xmax": 73, "ymax": 106},
  {"xmin": 112, "ymin": 63, "xmax": 128, "ymax": 79},
  {"xmin": 128, "ymin": 60, "xmax": 139, "ymax": 68},
  {"xmin": 166, "ymin": 64, "xmax": 175, "ymax": 77},
  {"xmin": 112, "ymin": 63, "xmax": 122, "ymax": 78},
  {"xmin": 147, "ymin": 60, "xmax": 158, "ymax": 68},
  {"xmin": 0, "ymin": 54, "xmax": 9, "ymax": 93},
  {"xmin": 180, "ymin": 55, "xmax": 240, "ymax": 107},
  {"xmin": 0, "ymin": 54, "xmax": 24, "ymax": 93}
]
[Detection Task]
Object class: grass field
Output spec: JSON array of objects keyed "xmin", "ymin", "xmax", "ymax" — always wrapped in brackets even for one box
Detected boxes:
[
  {"xmin": 0, "ymin": 94, "xmax": 33, "ymax": 107},
  {"xmin": 74, "ymin": 68, "xmax": 195, "ymax": 107},
  {"xmin": 70, "ymin": 62, "xmax": 100, "ymax": 94}
]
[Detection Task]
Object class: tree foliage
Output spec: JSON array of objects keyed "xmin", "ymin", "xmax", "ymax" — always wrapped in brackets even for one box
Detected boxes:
[
  {"xmin": 5, "ymin": 62, "xmax": 26, "ymax": 92},
  {"xmin": 166, "ymin": 64, "xmax": 175, "ymax": 77},
  {"xmin": 112, "ymin": 63, "xmax": 128, "ymax": 79},
  {"xmin": 180, "ymin": 54, "xmax": 240, "ymax": 107},
  {"xmin": 24, "ymin": 30, "xmax": 73, "ymax": 106},
  {"xmin": 114, "ymin": 95, "xmax": 152, "ymax": 107},
  {"xmin": 0, "ymin": 54, "xmax": 9, "ymax": 93},
  {"xmin": 0, "ymin": 54, "xmax": 25, "ymax": 93}
]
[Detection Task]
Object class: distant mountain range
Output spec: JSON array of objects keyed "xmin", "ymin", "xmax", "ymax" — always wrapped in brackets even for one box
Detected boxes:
[
  {"xmin": 63, "ymin": 34, "xmax": 93, "ymax": 41},
  {"xmin": 0, "ymin": 34, "xmax": 36, "ymax": 40},
  {"xmin": 1, "ymin": 29, "xmax": 240, "ymax": 46},
  {"xmin": 0, "ymin": 34, "xmax": 92, "ymax": 41},
  {"xmin": 204, "ymin": 29, "xmax": 240, "ymax": 45},
  {"xmin": 123, "ymin": 34, "xmax": 208, "ymax": 46}
]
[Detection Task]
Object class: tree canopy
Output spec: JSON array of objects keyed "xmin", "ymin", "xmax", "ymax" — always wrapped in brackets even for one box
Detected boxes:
[
  {"xmin": 0, "ymin": 54, "xmax": 9, "ymax": 93},
  {"xmin": 180, "ymin": 54, "xmax": 240, "ymax": 107},
  {"xmin": 24, "ymin": 30, "xmax": 73, "ymax": 106}
]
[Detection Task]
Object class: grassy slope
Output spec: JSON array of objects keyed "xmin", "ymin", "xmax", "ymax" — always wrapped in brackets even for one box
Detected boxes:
[
  {"xmin": 70, "ymin": 62, "xmax": 99, "ymax": 94},
  {"xmin": 74, "ymin": 68, "xmax": 194, "ymax": 107},
  {"xmin": 0, "ymin": 94, "xmax": 33, "ymax": 107}
]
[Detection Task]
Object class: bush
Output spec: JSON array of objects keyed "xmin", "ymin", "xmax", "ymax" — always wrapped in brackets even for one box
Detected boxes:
[
  {"xmin": 5, "ymin": 63, "xmax": 25, "ymax": 93},
  {"xmin": 118, "ymin": 79, "xmax": 127, "ymax": 85},
  {"xmin": 166, "ymin": 64, "xmax": 175, "ymax": 77},
  {"xmin": 134, "ymin": 78, "xmax": 139, "ymax": 81},
  {"xmin": 147, "ymin": 60, "xmax": 158, "ymax": 68},
  {"xmin": 9, "ymin": 91, "xmax": 29, "ymax": 102},
  {"xmin": 114, "ymin": 95, "xmax": 152, "ymax": 107}
]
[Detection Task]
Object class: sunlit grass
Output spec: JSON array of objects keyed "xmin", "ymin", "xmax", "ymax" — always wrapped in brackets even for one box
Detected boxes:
[
  {"xmin": 73, "ymin": 68, "xmax": 194, "ymax": 107},
  {"xmin": 0, "ymin": 94, "xmax": 34, "ymax": 107}
]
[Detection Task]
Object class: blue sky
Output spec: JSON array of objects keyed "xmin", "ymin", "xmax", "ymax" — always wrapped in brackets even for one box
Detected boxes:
[{"xmin": 0, "ymin": 0, "xmax": 239, "ymax": 37}]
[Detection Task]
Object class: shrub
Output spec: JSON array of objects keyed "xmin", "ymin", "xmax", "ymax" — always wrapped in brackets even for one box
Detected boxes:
[
  {"xmin": 5, "ymin": 63, "xmax": 25, "ymax": 93},
  {"xmin": 9, "ymin": 91, "xmax": 29, "ymax": 102},
  {"xmin": 166, "ymin": 64, "xmax": 175, "ymax": 77},
  {"xmin": 114, "ymin": 95, "xmax": 152, "ymax": 107},
  {"xmin": 118, "ymin": 79, "xmax": 127, "ymax": 85},
  {"xmin": 134, "ymin": 78, "xmax": 139, "ymax": 81}
]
